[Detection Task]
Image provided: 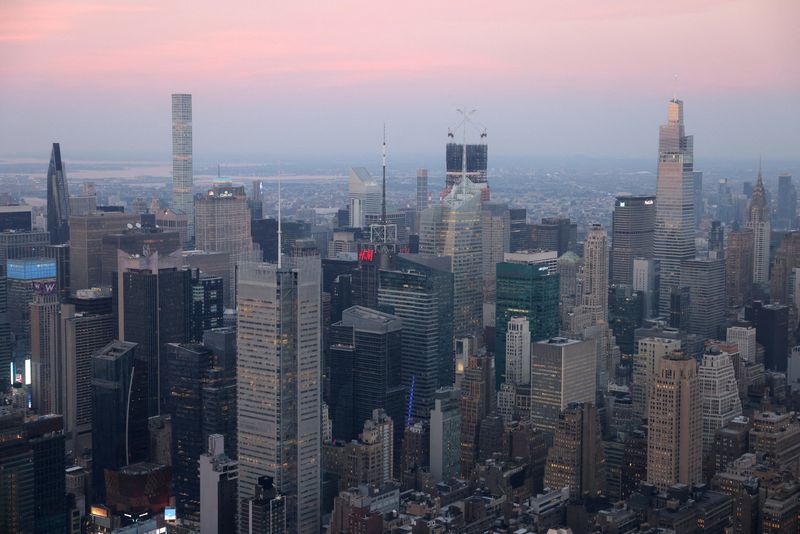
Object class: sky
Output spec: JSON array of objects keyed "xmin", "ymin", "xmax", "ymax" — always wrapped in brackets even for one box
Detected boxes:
[{"xmin": 1, "ymin": 0, "xmax": 798, "ymax": 163}]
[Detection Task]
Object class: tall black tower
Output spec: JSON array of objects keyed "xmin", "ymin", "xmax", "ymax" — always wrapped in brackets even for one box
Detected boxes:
[{"xmin": 46, "ymin": 143, "xmax": 70, "ymax": 244}]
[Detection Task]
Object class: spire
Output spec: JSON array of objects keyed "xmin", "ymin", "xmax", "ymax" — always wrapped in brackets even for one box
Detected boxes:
[
  {"xmin": 381, "ymin": 123, "xmax": 387, "ymax": 224},
  {"xmin": 757, "ymin": 156, "xmax": 763, "ymax": 185},
  {"xmin": 277, "ymin": 175, "xmax": 282, "ymax": 269}
]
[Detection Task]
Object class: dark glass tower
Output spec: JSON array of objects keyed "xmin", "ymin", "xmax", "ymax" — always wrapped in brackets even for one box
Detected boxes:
[
  {"xmin": 46, "ymin": 143, "xmax": 70, "ymax": 245},
  {"xmin": 611, "ymin": 196, "xmax": 655, "ymax": 285},
  {"xmin": 445, "ymin": 143, "xmax": 488, "ymax": 188},
  {"xmin": 189, "ymin": 273, "xmax": 224, "ymax": 342},
  {"xmin": 378, "ymin": 254, "xmax": 454, "ymax": 424},
  {"xmin": 495, "ymin": 258, "xmax": 560, "ymax": 387}
]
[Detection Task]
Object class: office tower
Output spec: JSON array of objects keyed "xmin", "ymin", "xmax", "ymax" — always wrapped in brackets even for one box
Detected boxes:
[
  {"xmin": 172, "ymin": 94, "xmax": 193, "ymax": 242},
  {"xmin": 91, "ymin": 341, "xmax": 147, "ymax": 500},
  {"xmin": 429, "ymin": 388, "xmax": 461, "ymax": 481},
  {"xmin": 0, "ymin": 265, "xmax": 9, "ymax": 386},
  {"xmin": 653, "ymin": 99, "xmax": 696, "ymax": 315},
  {"xmin": 481, "ymin": 201, "xmax": 510, "ymax": 302},
  {"xmin": 775, "ymin": 174, "xmax": 797, "ymax": 230},
  {"xmin": 100, "ymin": 226, "xmax": 181, "ymax": 286},
  {"xmin": 419, "ymin": 177, "xmax": 483, "ymax": 339},
  {"xmin": 770, "ymin": 232, "xmax": 800, "ymax": 306},
  {"xmin": 693, "ymin": 171, "xmax": 704, "ymax": 228},
  {"xmin": 445, "ymin": 137, "xmax": 488, "ymax": 190},
  {"xmin": 609, "ymin": 286, "xmax": 645, "ymax": 356},
  {"xmin": 195, "ymin": 179, "xmax": 257, "ymax": 305},
  {"xmin": 347, "ymin": 409, "xmax": 395, "ymax": 487},
  {"xmin": 726, "ymin": 325, "xmax": 756, "ymax": 363},
  {"xmin": 201, "ymin": 327, "xmax": 237, "ymax": 458},
  {"xmin": 0, "ymin": 412, "xmax": 35, "ymax": 533},
  {"xmin": 543, "ymin": 403, "xmax": 606, "ymax": 499},
  {"xmin": 189, "ymin": 272, "xmax": 224, "ymax": 342},
  {"xmin": 531, "ymin": 217, "xmax": 577, "ymax": 256},
  {"xmin": 495, "ymin": 251, "xmax": 560, "ymax": 387},
  {"xmin": 69, "ymin": 211, "xmax": 138, "ymax": 290},
  {"xmin": 69, "ymin": 192, "xmax": 96, "ymax": 216},
  {"xmin": 46, "ymin": 143, "xmax": 70, "ymax": 245},
  {"xmin": 708, "ymin": 220, "xmax": 724, "ymax": 258},
  {"xmin": 6, "ymin": 258, "xmax": 56, "ymax": 358},
  {"xmin": 0, "ymin": 205, "xmax": 32, "ymax": 231},
  {"xmin": 559, "ymin": 251, "xmax": 581, "ymax": 324},
  {"xmin": 199, "ymin": 435, "xmax": 238, "ymax": 534},
  {"xmin": 749, "ymin": 411, "xmax": 800, "ymax": 467},
  {"xmin": 378, "ymin": 254, "xmax": 454, "ymax": 422},
  {"xmin": 173, "ymin": 249, "xmax": 231, "ymax": 311},
  {"xmin": 60, "ymin": 290, "xmax": 114, "ymax": 458},
  {"xmin": 747, "ymin": 166, "xmax": 770, "ymax": 284},
  {"xmin": 236, "ymin": 259, "xmax": 321, "ymax": 534},
  {"xmin": 245, "ymin": 476, "xmax": 286, "ymax": 534},
  {"xmin": 530, "ymin": 338, "xmax": 596, "ymax": 438},
  {"xmin": 611, "ymin": 196, "xmax": 655, "ymax": 285},
  {"xmin": 113, "ymin": 251, "xmax": 191, "ymax": 416},
  {"xmin": 155, "ymin": 207, "xmax": 189, "ymax": 246},
  {"xmin": 582, "ymin": 224, "xmax": 609, "ymax": 323},
  {"xmin": 698, "ymin": 347, "xmax": 742, "ymax": 455},
  {"xmin": 0, "ymin": 229, "xmax": 50, "ymax": 265},
  {"xmin": 745, "ymin": 301, "xmax": 789, "ymax": 372},
  {"xmin": 509, "ymin": 208, "xmax": 529, "ymax": 252},
  {"xmin": 505, "ymin": 317, "xmax": 531, "ymax": 387},
  {"xmin": 166, "ymin": 343, "xmax": 212, "ymax": 527},
  {"xmin": 249, "ymin": 180, "xmax": 264, "ymax": 221},
  {"xmin": 724, "ymin": 228, "xmax": 754, "ymax": 307},
  {"xmin": 348, "ymin": 168, "xmax": 381, "ymax": 227},
  {"xmin": 680, "ymin": 258, "xmax": 726, "ymax": 339},
  {"xmin": 328, "ymin": 306, "xmax": 404, "ymax": 459},
  {"xmin": 459, "ymin": 353, "xmax": 494, "ymax": 475},
  {"xmin": 30, "ymin": 291, "xmax": 60, "ymax": 415},
  {"xmin": 631, "ymin": 337, "xmax": 681, "ymax": 420},
  {"xmin": 416, "ymin": 169, "xmax": 428, "ymax": 212},
  {"xmin": 45, "ymin": 242, "xmax": 70, "ymax": 299},
  {"xmin": 647, "ymin": 351, "xmax": 702, "ymax": 491}
]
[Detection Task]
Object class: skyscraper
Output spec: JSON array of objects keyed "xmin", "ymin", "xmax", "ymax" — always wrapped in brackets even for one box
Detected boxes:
[
  {"xmin": 680, "ymin": 258, "xmax": 726, "ymax": 339},
  {"xmin": 459, "ymin": 353, "xmax": 495, "ymax": 475},
  {"xmin": 46, "ymin": 143, "xmax": 70, "ymax": 245},
  {"xmin": 199, "ymin": 435, "xmax": 238, "ymax": 534},
  {"xmin": 653, "ymin": 99, "xmax": 696, "ymax": 315},
  {"xmin": 770, "ymin": 231, "xmax": 800, "ymax": 306},
  {"xmin": 347, "ymin": 167, "xmax": 381, "ymax": 228},
  {"xmin": 68, "ymin": 211, "xmax": 138, "ymax": 290},
  {"xmin": 172, "ymin": 94, "xmax": 193, "ymax": 242},
  {"xmin": 445, "ymin": 139, "xmax": 488, "ymax": 190},
  {"xmin": 30, "ymin": 290, "xmax": 60, "ymax": 415},
  {"xmin": 582, "ymin": 224, "xmax": 609, "ymax": 324},
  {"xmin": 724, "ymin": 228, "xmax": 754, "ymax": 307},
  {"xmin": 631, "ymin": 337, "xmax": 682, "ymax": 420},
  {"xmin": 647, "ymin": 350, "xmax": 702, "ymax": 491},
  {"xmin": 611, "ymin": 196, "xmax": 655, "ymax": 285},
  {"xmin": 495, "ymin": 251, "xmax": 560, "ymax": 387},
  {"xmin": 747, "ymin": 166, "xmax": 770, "ymax": 284},
  {"xmin": 698, "ymin": 347, "xmax": 742, "ymax": 454},
  {"xmin": 416, "ymin": 169, "xmax": 428, "ymax": 213},
  {"xmin": 236, "ymin": 259, "xmax": 321, "ymax": 533},
  {"xmin": 775, "ymin": 174, "xmax": 797, "ymax": 230},
  {"xmin": 429, "ymin": 387, "xmax": 461, "ymax": 481},
  {"xmin": 726, "ymin": 325, "xmax": 756, "ymax": 363},
  {"xmin": 419, "ymin": 177, "xmax": 483, "ymax": 339},
  {"xmin": 481, "ymin": 201, "xmax": 510, "ymax": 302},
  {"xmin": 543, "ymin": 402, "xmax": 606, "ymax": 499},
  {"xmin": 505, "ymin": 317, "xmax": 531, "ymax": 387},
  {"xmin": 378, "ymin": 253, "xmax": 454, "ymax": 422},
  {"xmin": 530, "ymin": 337, "xmax": 596, "ymax": 438}
]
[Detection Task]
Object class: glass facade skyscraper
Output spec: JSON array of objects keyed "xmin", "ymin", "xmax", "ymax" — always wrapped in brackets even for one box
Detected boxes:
[
  {"xmin": 46, "ymin": 143, "xmax": 70, "ymax": 245},
  {"xmin": 653, "ymin": 99, "xmax": 696, "ymax": 316}
]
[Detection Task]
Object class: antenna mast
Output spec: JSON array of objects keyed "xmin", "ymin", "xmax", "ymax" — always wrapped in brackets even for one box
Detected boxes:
[
  {"xmin": 277, "ymin": 175, "xmax": 282, "ymax": 268},
  {"xmin": 381, "ymin": 123, "xmax": 387, "ymax": 224}
]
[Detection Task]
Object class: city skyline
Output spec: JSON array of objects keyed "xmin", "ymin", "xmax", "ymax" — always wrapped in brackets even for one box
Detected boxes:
[{"xmin": 1, "ymin": 1, "xmax": 799, "ymax": 160}]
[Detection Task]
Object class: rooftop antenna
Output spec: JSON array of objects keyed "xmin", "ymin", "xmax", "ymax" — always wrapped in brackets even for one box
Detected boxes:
[
  {"xmin": 672, "ymin": 74, "xmax": 678, "ymax": 101},
  {"xmin": 381, "ymin": 123, "xmax": 387, "ymax": 224},
  {"xmin": 277, "ymin": 174, "xmax": 282, "ymax": 268}
]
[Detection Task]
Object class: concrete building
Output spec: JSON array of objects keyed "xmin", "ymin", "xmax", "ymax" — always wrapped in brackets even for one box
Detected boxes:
[
  {"xmin": 348, "ymin": 167, "xmax": 381, "ymax": 228},
  {"xmin": 698, "ymin": 347, "xmax": 742, "ymax": 454},
  {"xmin": 429, "ymin": 388, "xmax": 461, "ymax": 481},
  {"xmin": 726, "ymin": 326, "xmax": 757, "ymax": 363},
  {"xmin": 171, "ymin": 94, "xmax": 194, "ymax": 241},
  {"xmin": 724, "ymin": 228, "xmax": 754, "ymax": 307},
  {"xmin": 632, "ymin": 337, "xmax": 681, "ymax": 420},
  {"xmin": 199, "ymin": 434, "xmax": 238, "ymax": 534},
  {"xmin": 747, "ymin": 167, "xmax": 770, "ymax": 284}
]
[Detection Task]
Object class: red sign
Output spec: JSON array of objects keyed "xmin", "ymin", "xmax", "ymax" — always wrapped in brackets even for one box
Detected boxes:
[{"xmin": 358, "ymin": 249, "xmax": 375, "ymax": 262}]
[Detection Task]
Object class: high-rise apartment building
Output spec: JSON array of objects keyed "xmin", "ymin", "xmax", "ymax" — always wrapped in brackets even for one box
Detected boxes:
[
  {"xmin": 172, "ymin": 94, "xmax": 193, "ymax": 242},
  {"xmin": 544, "ymin": 402, "xmax": 606, "ymax": 499},
  {"xmin": 236, "ymin": 259, "xmax": 321, "ymax": 533},
  {"xmin": 680, "ymin": 257, "xmax": 726, "ymax": 339},
  {"xmin": 653, "ymin": 99, "xmax": 696, "ymax": 315},
  {"xmin": 495, "ymin": 251, "xmax": 560, "ymax": 387},
  {"xmin": 698, "ymin": 347, "xmax": 742, "ymax": 454},
  {"xmin": 419, "ymin": 177, "xmax": 483, "ymax": 339},
  {"xmin": 612, "ymin": 196, "xmax": 655, "ymax": 285},
  {"xmin": 747, "ymin": 167, "xmax": 770, "ymax": 284},
  {"xmin": 724, "ymin": 228, "xmax": 754, "ymax": 307},
  {"xmin": 199, "ymin": 434, "xmax": 238, "ymax": 534},
  {"xmin": 647, "ymin": 351, "xmax": 702, "ymax": 491},
  {"xmin": 530, "ymin": 337, "xmax": 596, "ymax": 438},
  {"xmin": 378, "ymin": 254, "xmax": 453, "ymax": 422},
  {"xmin": 46, "ymin": 143, "xmax": 70, "ymax": 245}
]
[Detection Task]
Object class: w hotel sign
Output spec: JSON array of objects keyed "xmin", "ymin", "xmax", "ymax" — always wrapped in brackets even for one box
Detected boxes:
[{"xmin": 33, "ymin": 280, "xmax": 57, "ymax": 295}]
